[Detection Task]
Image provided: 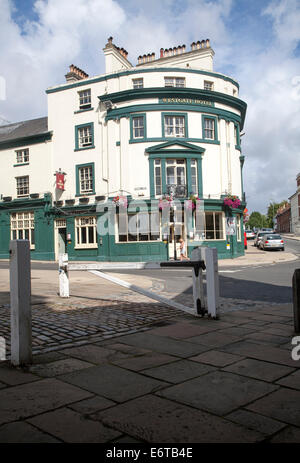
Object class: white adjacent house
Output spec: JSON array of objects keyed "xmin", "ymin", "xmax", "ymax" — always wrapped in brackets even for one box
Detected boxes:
[{"xmin": 0, "ymin": 37, "xmax": 247, "ymax": 261}]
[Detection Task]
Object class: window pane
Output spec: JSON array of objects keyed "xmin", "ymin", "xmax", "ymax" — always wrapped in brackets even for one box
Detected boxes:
[{"xmin": 81, "ymin": 227, "xmax": 87, "ymax": 244}]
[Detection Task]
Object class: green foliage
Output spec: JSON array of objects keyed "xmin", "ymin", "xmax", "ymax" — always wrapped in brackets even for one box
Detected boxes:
[
  {"xmin": 267, "ymin": 200, "xmax": 288, "ymax": 227},
  {"xmin": 247, "ymin": 211, "xmax": 268, "ymax": 229}
]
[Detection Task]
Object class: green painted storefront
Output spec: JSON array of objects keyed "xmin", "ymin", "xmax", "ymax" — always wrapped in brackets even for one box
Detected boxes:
[{"xmin": 0, "ymin": 194, "xmax": 245, "ymax": 262}]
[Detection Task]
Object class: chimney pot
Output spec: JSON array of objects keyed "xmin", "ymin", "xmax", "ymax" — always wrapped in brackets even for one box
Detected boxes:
[{"xmin": 160, "ymin": 48, "xmax": 164, "ymax": 58}]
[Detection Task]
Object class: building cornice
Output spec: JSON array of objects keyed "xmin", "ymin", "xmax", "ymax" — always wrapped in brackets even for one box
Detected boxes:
[{"xmin": 0, "ymin": 131, "xmax": 52, "ymax": 150}]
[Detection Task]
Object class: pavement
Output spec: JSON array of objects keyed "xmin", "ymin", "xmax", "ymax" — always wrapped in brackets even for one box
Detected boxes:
[{"xmin": 0, "ymin": 247, "xmax": 299, "ymax": 443}]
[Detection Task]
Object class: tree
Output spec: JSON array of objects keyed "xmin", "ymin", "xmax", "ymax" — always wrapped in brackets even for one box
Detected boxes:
[
  {"xmin": 267, "ymin": 200, "xmax": 288, "ymax": 228},
  {"xmin": 247, "ymin": 211, "xmax": 268, "ymax": 230}
]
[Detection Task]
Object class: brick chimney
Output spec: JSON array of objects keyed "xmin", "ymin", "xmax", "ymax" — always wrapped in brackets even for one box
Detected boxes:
[{"xmin": 65, "ymin": 64, "xmax": 89, "ymax": 83}]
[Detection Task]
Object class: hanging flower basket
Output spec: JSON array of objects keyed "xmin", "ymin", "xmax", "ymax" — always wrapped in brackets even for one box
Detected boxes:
[
  {"xmin": 184, "ymin": 194, "xmax": 201, "ymax": 210},
  {"xmin": 223, "ymin": 195, "xmax": 241, "ymax": 209},
  {"xmin": 158, "ymin": 195, "xmax": 173, "ymax": 210},
  {"xmin": 113, "ymin": 195, "xmax": 128, "ymax": 208}
]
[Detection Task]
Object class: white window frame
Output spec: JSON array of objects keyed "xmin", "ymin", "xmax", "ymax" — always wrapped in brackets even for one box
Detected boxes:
[
  {"xmin": 203, "ymin": 118, "xmax": 215, "ymax": 140},
  {"xmin": 132, "ymin": 116, "xmax": 145, "ymax": 139},
  {"xmin": 154, "ymin": 159, "xmax": 162, "ymax": 196},
  {"xmin": 195, "ymin": 211, "xmax": 225, "ymax": 241},
  {"xmin": 75, "ymin": 216, "xmax": 98, "ymax": 249},
  {"xmin": 164, "ymin": 115, "xmax": 185, "ymax": 138},
  {"xmin": 204, "ymin": 81, "xmax": 214, "ymax": 91},
  {"xmin": 15, "ymin": 148, "xmax": 29, "ymax": 164},
  {"xmin": 79, "ymin": 166, "xmax": 93, "ymax": 194},
  {"xmin": 78, "ymin": 89, "xmax": 91, "ymax": 109},
  {"xmin": 236, "ymin": 215, "xmax": 241, "ymax": 241},
  {"xmin": 16, "ymin": 175, "xmax": 29, "ymax": 197},
  {"xmin": 78, "ymin": 125, "xmax": 92, "ymax": 148},
  {"xmin": 11, "ymin": 211, "xmax": 35, "ymax": 249},
  {"xmin": 164, "ymin": 77, "xmax": 185, "ymax": 88},
  {"xmin": 132, "ymin": 78, "xmax": 143, "ymax": 89},
  {"xmin": 117, "ymin": 212, "xmax": 161, "ymax": 243}
]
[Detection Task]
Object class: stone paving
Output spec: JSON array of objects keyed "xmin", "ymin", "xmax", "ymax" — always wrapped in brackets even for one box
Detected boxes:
[{"xmin": 0, "ymin": 302, "xmax": 299, "ymax": 443}]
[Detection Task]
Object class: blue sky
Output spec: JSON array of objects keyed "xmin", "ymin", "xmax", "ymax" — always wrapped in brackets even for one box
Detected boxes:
[{"xmin": 1, "ymin": 0, "xmax": 300, "ymax": 214}]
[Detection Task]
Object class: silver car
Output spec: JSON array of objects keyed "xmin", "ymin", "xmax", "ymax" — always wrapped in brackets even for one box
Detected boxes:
[
  {"xmin": 259, "ymin": 234, "xmax": 285, "ymax": 251},
  {"xmin": 254, "ymin": 231, "xmax": 271, "ymax": 247}
]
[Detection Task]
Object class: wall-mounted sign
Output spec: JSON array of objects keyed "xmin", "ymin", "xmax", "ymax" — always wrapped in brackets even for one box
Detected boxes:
[
  {"xmin": 56, "ymin": 173, "xmax": 65, "ymax": 191},
  {"xmin": 160, "ymin": 97, "xmax": 213, "ymax": 106}
]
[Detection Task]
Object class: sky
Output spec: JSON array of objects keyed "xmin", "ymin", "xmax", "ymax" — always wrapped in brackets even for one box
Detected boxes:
[{"xmin": 0, "ymin": 0, "xmax": 300, "ymax": 215}]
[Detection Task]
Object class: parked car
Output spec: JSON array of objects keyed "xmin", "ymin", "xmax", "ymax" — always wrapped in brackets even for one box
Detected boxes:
[
  {"xmin": 259, "ymin": 234, "xmax": 285, "ymax": 251},
  {"xmin": 254, "ymin": 231, "xmax": 273, "ymax": 247},
  {"xmin": 245, "ymin": 229, "xmax": 255, "ymax": 240},
  {"xmin": 260, "ymin": 228, "xmax": 274, "ymax": 232}
]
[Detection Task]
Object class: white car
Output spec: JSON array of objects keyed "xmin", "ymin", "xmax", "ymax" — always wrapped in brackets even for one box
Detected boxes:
[
  {"xmin": 245, "ymin": 230, "xmax": 255, "ymax": 240},
  {"xmin": 259, "ymin": 234, "xmax": 285, "ymax": 251}
]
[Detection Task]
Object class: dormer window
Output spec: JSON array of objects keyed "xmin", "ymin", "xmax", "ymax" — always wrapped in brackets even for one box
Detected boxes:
[{"xmin": 78, "ymin": 89, "xmax": 91, "ymax": 109}]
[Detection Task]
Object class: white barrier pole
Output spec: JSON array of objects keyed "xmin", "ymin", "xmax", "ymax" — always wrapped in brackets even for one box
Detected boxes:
[
  {"xmin": 59, "ymin": 253, "xmax": 69, "ymax": 298},
  {"xmin": 9, "ymin": 240, "xmax": 32, "ymax": 366},
  {"xmin": 202, "ymin": 247, "xmax": 219, "ymax": 318},
  {"xmin": 191, "ymin": 248, "xmax": 205, "ymax": 316},
  {"xmin": 0, "ymin": 336, "xmax": 5, "ymax": 361}
]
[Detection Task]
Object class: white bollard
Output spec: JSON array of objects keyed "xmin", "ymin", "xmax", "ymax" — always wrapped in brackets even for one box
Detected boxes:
[
  {"xmin": 9, "ymin": 240, "xmax": 32, "ymax": 366},
  {"xmin": 59, "ymin": 253, "xmax": 69, "ymax": 297},
  {"xmin": 0, "ymin": 336, "xmax": 5, "ymax": 361},
  {"xmin": 191, "ymin": 248, "xmax": 205, "ymax": 316},
  {"xmin": 201, "ymin": 247, "xmax": 219, "ymax": 318}
]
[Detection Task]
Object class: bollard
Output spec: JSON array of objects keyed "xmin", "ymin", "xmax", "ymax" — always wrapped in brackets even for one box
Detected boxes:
[
  {"xmin": 59, "ymin": 253, "xmax": 69, "ymax": 297},
  {"xmin": 0, "ymin": 336, "xmax": 5, "ymax": 361},
  {"xmin": 191, "ymin": 248, "xmax": 205, "ymax": 316},
  {"xmin": 292, "ymin": 269, "xmax": 300, "ymax": 333},
  {"xmin": 201, "ymin": 247, "xmax": 219, "ymax": 319},
  {"xmin": 9, "ymin": 240, "xmax": 32, "ymax": 366}
]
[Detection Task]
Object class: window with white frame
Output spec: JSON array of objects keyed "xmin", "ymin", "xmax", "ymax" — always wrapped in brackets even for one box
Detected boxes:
[
  {"xmin": 79, "ymin": 166, "xmax": 93, "ymax": 194},
  {"xmin": 77, "ymin": 124, "xmax": 93, "ymax": 148},
  {"xmin": 204, "ymin": 81, "xmax": 213, "ymax": 91},
  {"xmin": 195, "ymin": 211, "xmax": 224, "ymax": 240},
  {"xmin": 132, "ymin": 116, "xmax": 145, "ymax": 139},
  {"xmin": 78, "ymin": 89, "xmax": 91, "ymax": 109},
  {"xmin": 75, "ymin": 216, "xmax": 97, "ymax": 248},
  {"xmin": 16, "ymin": 176, "xmax": 29, "ymax": 197},
  {"xmin": 132, "ymin": 78, "xmax": 143, "ymax": 89},
  {"xmin": 154, "ymin": 159, "xmax": 162, "ymax": 196},
  {"xmin": 164, "ymin": 115, "xmax": 185, "ymax": 137},
  {"xmin": 191, "ymin": 160, "xmax": 198, "ymax": 195},
  {"xmin": 117, "ymin": 212, "xmax": 161, "ymax": 242},
  {"xmin": 15, "ymin": 148, "xmax": 29, "ymax": 164},
  {"xmin": 236, "ymin": 215, "xmax": 241, "ymax": 241},
  {"xmin": 11, "ymin": 212, "xmax": 35, "ymax": 247},
  {"xmin": 203, "ymin": 118, "xmax": 215, "ymax": 139},
  {"xmin": 164, "ymin": 77, "xmax": 185, "ymax": 88}
]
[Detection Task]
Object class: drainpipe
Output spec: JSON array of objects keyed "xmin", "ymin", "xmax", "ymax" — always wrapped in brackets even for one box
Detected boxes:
[{"xmin": 226, "ymin": 121, "xmax": 232, "ymax": 195}]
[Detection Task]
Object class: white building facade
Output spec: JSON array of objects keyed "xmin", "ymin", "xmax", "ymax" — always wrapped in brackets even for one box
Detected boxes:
[{"xmin": 0, "ymin": 37, "xmax": 247, "ymax": 261}]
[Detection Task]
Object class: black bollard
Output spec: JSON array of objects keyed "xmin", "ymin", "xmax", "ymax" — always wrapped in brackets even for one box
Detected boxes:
[{"xmin": 292, "ymin": 269, "xmax": 300, "ymax": 334}]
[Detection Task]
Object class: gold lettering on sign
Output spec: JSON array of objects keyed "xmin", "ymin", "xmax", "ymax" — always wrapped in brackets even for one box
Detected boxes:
[{"xmin": 161, "ymin": 97, "xmax": 212, "ymax": 106}]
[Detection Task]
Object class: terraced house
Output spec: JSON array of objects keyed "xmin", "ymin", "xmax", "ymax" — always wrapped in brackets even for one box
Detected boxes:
[{"xmin": 0, "ymin": 37, "xmax": 247, "ymax": 261}]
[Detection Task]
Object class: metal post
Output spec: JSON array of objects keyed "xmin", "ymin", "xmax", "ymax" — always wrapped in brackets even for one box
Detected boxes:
[
  {"xmin": 191, "ymin": 248, "xmax": 205, "ymax": 316},
  {"xmin": 292, "ymin": 269, "xmax": 300, "ymax": 333},
  {"xmin": 59, "ymin": 253, "xmax": 69, "ymax": 297},
  {"xmin": 201, "ymin": 247, "xmax": 219, "ymax": 319},
  {"xmin": 0, "ymin": 336, "xmax": 5, "ymax": 361},
  {"xmin": 9, "ymin": 240, "xmax": 32, "ymax": 366}
]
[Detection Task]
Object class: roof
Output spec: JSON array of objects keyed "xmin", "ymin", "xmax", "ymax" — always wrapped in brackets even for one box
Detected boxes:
[{"xmin": 0, "ymin": 117, "xmax": 49, "ymax": 143}]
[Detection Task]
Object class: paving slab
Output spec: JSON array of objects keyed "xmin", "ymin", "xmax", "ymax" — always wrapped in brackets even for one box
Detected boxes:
[
  {"xmin": 142, "ymin": 360, "xmax": 215, "ymax": 384},
  {"xmin": 115, "ymin": 333, "xmax": 210, "ymax": 358},
  {"xmin": 60, "ymin": 364, "xmax": 168, "ymax": 402},
  {"xmin": 269, "ymin": 426, "xmax": 300, "ymax": 443},
  {"xmin": 0, "ymin": 421, "xmax": 60, "ymax": 443},
  {"xmin": 185, "ymin": 332, "xmax": 243, "ymax": 348},
  {"xmin": 60, "ymin": 344, "xmax": 135, "ymax": 364},
  {"xmin": 220, "ymin": 340, "xmax": 300, "ymax": 368},
  {"xmin": 190, "ymin": 350, "xmax": 243, "ymax": 367},
  {"xmin": 98, "ymin": 342, "xmax": 150, "ymax": 356},
  {"xmin": 28, "ymin": 407, "xmax": 122, "ymax": 443},
  {"xmin": 94, "ymin": 395, "xmax": 263, "ymax": 443},
  {"xmin": 246, "ymin": 388, "xmax": 300, "ymax": 427},
  {"xmin": 276, "ymin": 369, "xmax": 300, "ymax": 390},
  {"xmin": 146, "ymin": 321, "xmax": 223, "ymax": 338},
  {"xmin": 112, "ymin": 352, "xmax": 179, "ymax": 372},
  {"xmin": 0, "ymin": 364, "xmax": 40, "ymax": 386},
  {"xmin": 216, "ymin": 326, "xmax": 258, "ymax": 337},
  {"xmin": 225, "ymin": 409, "xmax": 286, "ymax": 436},
  {"xmin": 29, "ymin": 358, "xmax": 94, "ymax": 378},
  {"xmin": 157, "ymin": 371, "xmax": 278, "ymax": 416},
  {"xmin": 0, "ymin": 378, "xmax": 92, "ymax": 425},
  {"xmin": 244, "ymin": 332, "xmax": 291, "ymax": 346},
  {"xmin": 223, "ymin": 358, "xmax": 295, "ymax": 382},
  {"xmin": 32, "ymin": 352, "xmax": 67, "ymax": 364},
  {"xmin": 68, "ymin": 396, "xmax": 116, "ymax": 414}
]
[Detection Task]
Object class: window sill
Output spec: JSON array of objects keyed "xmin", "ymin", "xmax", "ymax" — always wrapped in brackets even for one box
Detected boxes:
[
  {"xmin": 75, "ymin": 192, "xmax": 95, "ymax": 197},
  {"xmin": 74, "ymin": 146, "xmax": 95, "ymax": 151},
  {"xmin": 14, "ymin": 163, "xmax": 29, "ymax": 167},
  {"xmin": 74, "ymin": 107, "xmax": 94, "ymax": 114},
  {"xmin": 74, "ymin": 245, "xmax": 98, "ymax": 249}
]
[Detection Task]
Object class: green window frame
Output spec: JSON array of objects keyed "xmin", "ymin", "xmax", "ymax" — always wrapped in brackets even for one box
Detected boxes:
[
  {"xmin": 75, "ymin": 162, "xmax": 95, "ymax": 196},
  {"xmin": 74, "ymin": 122, "xmax": 95, "ymax": 151},
  {"xmin": 202, "ymin": 115, "xmax": 218, "ymax": 142},
  {"xmin": 130, "ymin": 114, "xmax": 147, "ymax": 142},
  {"xmin": 161, "ymin": 112, "xmax": 188, "ymax": 139},
  {"xmin": 234, "ymin": 122, "xmax": 241, "ymax": 150}
]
